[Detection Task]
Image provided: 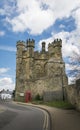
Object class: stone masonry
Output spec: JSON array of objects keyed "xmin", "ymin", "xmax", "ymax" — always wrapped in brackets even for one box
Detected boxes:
[
  {"xmin": 66, "ymin": 79, "xmax": 80, "ymax": 111},
  {"xmin": 15, "ymin": 38, "xmax": 68, "ymax": 102}
]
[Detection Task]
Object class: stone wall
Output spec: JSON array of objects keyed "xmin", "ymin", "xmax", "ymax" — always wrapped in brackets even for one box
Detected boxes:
[
  {"xmin": 43, "ymin": 90, "xmax": 63, "ymax": 101},
  {"xmin": 66, "ymin": 84, "xmax": 77, "ymax": 104},
  {"xmin": 66, "ymin": 82, "xmax": 80, "ymax": 111}
]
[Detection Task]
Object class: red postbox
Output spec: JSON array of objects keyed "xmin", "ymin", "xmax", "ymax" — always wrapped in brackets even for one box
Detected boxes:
[{"xmin": 25, "ymin": 91, "xmax": 31, "ymax": 102}]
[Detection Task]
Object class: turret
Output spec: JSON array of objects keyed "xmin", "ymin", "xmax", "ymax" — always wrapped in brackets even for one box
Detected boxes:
[
  {"xmin": 26, "ymin": 39, "xmax": 35, "ymax": 57},
  {"xmin": 41, "ymin": 42, "xmax": 46, "ymax": 53},
  {"xmin": 53, "ymin": 38, "xmax": 62, "ymax": 48},
  {"xmin": 16, "ymin": 41, "xmax": 25, "ymax": 78},
  {"xmin": 16, "ymin": 40, "xmax": 25, "ymax": 58},
  {"xmin": 48, "ymin": 38, "xmax": 62, "ymax": 60}
]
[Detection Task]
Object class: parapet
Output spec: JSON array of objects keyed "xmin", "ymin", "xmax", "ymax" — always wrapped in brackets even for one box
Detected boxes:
[
  {"xmin": 26, "ymin": 38, "xmax": 35, "ymax": 48},
  {"xmin": 48, "ymin": 38, "xmax": 62, "ymax": 48},
  {"xmin": 53, "ymin": 38, "xmax": 62, "ymax": 47},
  {"xmin": 16, "ymin": 40, "xmax": 25, "ymax": 47}
]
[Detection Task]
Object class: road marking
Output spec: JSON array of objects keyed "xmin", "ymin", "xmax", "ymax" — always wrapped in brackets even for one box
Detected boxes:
[
  {"xmin": 36, "ymin": 108, "xmax": 49, "ymax": 130},
  {"xmin": 43, "ymin": 110, "xmax": 49, "ymax": 130},
  {"xmin": 27, "ymin": 106, "xmax": 50, "ymax": 130},
  {"xmin": 14, "ymin": 102, "xmax": 50, "ymax": 130}
]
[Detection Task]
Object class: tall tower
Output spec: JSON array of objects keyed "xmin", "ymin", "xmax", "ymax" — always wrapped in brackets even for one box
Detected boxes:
[
  {"xmin": 15, "ymin": 41, "xmax": 25, "ymax": 101},
  {"xmin": 15, "ymin": 38, "xmax": 68, "ymax": 102},
  {"xmin": 16, "ymin": 41, "xmax": 25, "ymax": 77}
]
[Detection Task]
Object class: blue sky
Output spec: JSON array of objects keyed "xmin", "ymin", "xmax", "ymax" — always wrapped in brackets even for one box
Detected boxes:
[{"xmin": 0, "ymin": 0, "xmax": 80, "ymax": 90}]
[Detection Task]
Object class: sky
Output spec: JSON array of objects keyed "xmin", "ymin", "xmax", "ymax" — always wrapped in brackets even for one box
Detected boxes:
[{"xmin": 0, "ymin": 0, "xmax": 80, "ymax": 91}]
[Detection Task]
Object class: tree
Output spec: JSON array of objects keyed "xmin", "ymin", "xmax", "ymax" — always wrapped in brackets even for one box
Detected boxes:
[
  {"xmin": 12, "ymin": 90, "xmax": 15, "ymax": 98},
  {"xmin": 68, "ymin": 51, "xmax": 80, "ymax": 83}
]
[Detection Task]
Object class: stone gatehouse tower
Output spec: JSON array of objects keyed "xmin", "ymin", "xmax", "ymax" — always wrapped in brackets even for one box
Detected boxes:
[{"xmin": 15, "ymin": 38, "xmax": 68, "ymax": 102}]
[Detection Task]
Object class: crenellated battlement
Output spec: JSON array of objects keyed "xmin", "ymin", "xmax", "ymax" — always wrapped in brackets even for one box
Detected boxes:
[
  {"xmin": 16, "ymin": 38, "xmax": 62, "ymax": 59},
  {"xmin": 16, "ymin": 40, "xmax": 25, "ymax": 46},
  {"xmin": 53, "ymin": 38, "xmax": 62, "ymax": 47},
  {"xmin": 26, "ymin": 38, "xmax": 35, "ymax": 48},
  {"xmin": 48, "ymin": 38, "xmax": 62, "ymax": 48},
  {"xmin": 48, "ymin": 38, "xmax": 62, "ymax": 58}
]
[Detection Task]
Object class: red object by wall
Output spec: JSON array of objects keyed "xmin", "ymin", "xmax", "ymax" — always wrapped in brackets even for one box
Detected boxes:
[{"xmin": 25, "ymin": 91, "xmax": 31, "ymax": 102}]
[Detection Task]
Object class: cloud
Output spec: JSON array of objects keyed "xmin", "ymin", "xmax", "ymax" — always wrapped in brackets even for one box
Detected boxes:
[
  {"xmin": 0, "ymin": 9, "xmax": 5, "ymax": 15},
  {"xmin": 72, "ymin": 7, "xmax": 80, "ymax": 30},
  {"xmin": 0, "ymin": 77, "xmax": 15, "ymax": 91},
  {"xmin": 0, "ymin": 0, "xmax": 80, "ymax": 84},
  {"xmin": 5, "ymin": 3, "xmax": 54, "ymax": 34},
  {"xmin": 68, "ymin": 77, "xmax": 76, "ymax": 84},
  {"xmin": 1, "ymin": 0, "xmax": 80, "ymax": 35},
  {"xmin": 39, "ymin": 28, "xmax": 80, "ymax": 57},
  {"xmin": 0, "ymin": 68, "xmax": 10, "ymax": 75},
  {"xmin": 0, "ymin": 67, "xmax": 15, "ymax": 90},
  {"xmin": 0, "ymin": 31, "xmax": 5, "ymax": 36},
  {"xmin": 0, "ymin": 0, "xmax": 16, "ymax": 16},
  {"xmin": 38, "ymin": 9, "xmax": 80, "ymax": 84},
  {"xmin": 0, "ymin": 45, "xmax": 16, "ymax": 52}
]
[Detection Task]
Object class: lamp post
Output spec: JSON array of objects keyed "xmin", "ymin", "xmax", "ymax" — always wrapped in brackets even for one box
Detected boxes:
[{"xmin": 60, "ymin": 64, "xmax": 65, "ymax": 101}]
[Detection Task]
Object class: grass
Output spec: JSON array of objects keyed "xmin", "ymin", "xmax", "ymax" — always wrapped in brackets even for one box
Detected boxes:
[
  {"xmin": 32, "ymin": 100, "xmax": 75, "ymax": 109},
  {"xmin": 44, "ymin": 101, "xmax": 74, "ymax": 109}
]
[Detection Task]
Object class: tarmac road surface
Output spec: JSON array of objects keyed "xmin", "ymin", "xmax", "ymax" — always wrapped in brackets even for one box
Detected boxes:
[{"xmin": 0, "ymin": 101, "xmax": 50, "ymax": 130}]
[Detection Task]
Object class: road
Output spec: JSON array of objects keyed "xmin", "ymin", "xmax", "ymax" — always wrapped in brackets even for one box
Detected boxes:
[{"xmin": 0, "ymin": 101, "xmax": 50, "ymax": 130}]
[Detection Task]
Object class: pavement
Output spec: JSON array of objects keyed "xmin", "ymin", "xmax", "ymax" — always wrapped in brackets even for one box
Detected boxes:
[
  {"xmin": 39, "ymin": 105, "xmax": 80, "ymax": 130},
  {"xmin": 0, "ymin": 105, "xmax": 5, "ymax": 113}
]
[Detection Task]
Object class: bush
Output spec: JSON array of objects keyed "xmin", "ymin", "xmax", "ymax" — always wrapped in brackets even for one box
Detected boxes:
[{"xmin": 35, "ymin": 94, "xmax": 42, "ymax": 101}]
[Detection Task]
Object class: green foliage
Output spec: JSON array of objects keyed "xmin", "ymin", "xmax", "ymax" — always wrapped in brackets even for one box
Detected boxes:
[
  {"xmin": 12, "ymin": 90, "xmax": 15, "ymax": 98},
  {"xmin": 32, "ymin": 100, "xmax": 75, "ymax": 109},
  {"xmin": 35, "ymin": 94, "xmax": 43, "ymax": 101},
  {"xmin": 43, "ymin": 101, "xmax": 75, "ymax": 109}
]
